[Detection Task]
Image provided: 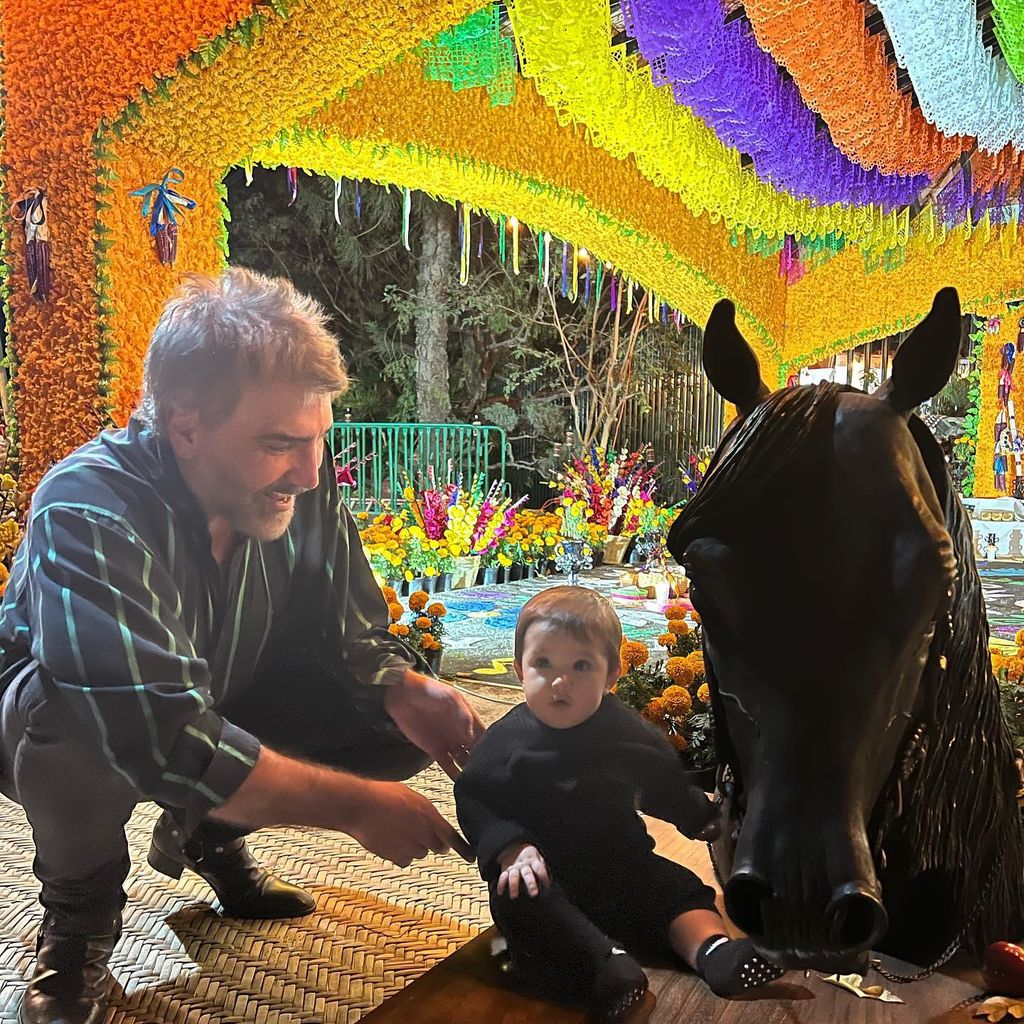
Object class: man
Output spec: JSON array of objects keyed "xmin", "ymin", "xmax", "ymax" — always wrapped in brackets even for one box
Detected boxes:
[{"xmin": 0, "ymin": 269, "xmax": 484, "ymax": 1024}]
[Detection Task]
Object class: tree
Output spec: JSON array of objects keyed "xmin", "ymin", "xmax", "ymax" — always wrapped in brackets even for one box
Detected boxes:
[{"xmin": 413, "ymin": 198, "xmax": 454, "ymax": 422}]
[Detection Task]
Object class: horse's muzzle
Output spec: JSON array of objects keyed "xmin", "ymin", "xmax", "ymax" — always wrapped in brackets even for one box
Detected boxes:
[{"xmin": 725, "ymin": 871, "xmax": 888, "ymax": 971}]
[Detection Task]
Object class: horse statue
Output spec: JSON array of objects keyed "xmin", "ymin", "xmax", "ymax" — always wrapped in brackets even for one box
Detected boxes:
[{"xmin": 668, "ymin": 288, "xmax": 1024, "ymax": 973}]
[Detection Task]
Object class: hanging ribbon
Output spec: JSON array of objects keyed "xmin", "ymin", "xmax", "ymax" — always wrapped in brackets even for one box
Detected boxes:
[
  {"xmin": 543, "ymin": 231, "xmax": 551, "ymax": 288},
  {"xmin": 402, "ymin": 187, "xmax": 412, "ymax": 250},
  {"xmin": 626, "ymin": 278, "xmax": 634, "ymax": 315},
  {"xmin": 460, "ymin": 202, "xmax": 471, "ymax": 285},
  {"xmin": 498, "ymin": 215, "xmax": 506, "ymax": 263},
  {"xmin": 286, "ymin": 167, "xmax": 298, "ymax": 206},
  {"xmin": 583, "ymin": 253, "xmax": 591, "ymax": 305},
  {"xmin": 595, "ymin": 262, "xmax": 605, "ymax": 307},
  {"xmin": 355, "ymin": 180, "xmax": 362, "ymax": 223},
  {"xmin": 128, "ymin": 168, "xmax": 196, "ymax": 267},
  {"xmin": 511, "ymin": 216, "xmax": 520, "ymax": 274},
  {"xmin": 610, "ymin": 273, "xmax": 618, "ymax": 311},
  {"xmin": 561, "ymin": 242, "xmax": 569, "ymax": 296},
  {"xmin": 570, "ymin": 245, "xmax": 579, "ymax": 301},
  {"xmin": 333, "ymin": 178, "xmax": 343, "ymax": 226},
  {"xmin": 11, "ymin": 188, "xmax": 52, "ymax": 301}
]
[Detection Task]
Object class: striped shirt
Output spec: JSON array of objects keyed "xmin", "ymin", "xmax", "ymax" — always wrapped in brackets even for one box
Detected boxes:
[{"xmin": 0, "ymin": 418, "xmax": 415, "ymax": 829}]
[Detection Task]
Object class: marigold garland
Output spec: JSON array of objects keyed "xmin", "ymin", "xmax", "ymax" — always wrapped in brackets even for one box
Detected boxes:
[
  {"xmin": 507, "ymin": 0, "xmax": 913, "ymax": 248},
  {"xmin": 743, "ymin": 0, "xmax": 991, "ymax": 180},
  {"xmin": 2, "ymin": 0, "xmax": 259, "ymax": 486}
]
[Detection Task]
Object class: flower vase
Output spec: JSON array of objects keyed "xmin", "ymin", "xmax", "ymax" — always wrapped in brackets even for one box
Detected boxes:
[
  {"xmin": 526, "ymin": 563, "xmax": 536, "ymax": 579},
  {"xmin": 555, "ymin": 538, "xmax": 592, "ymax": 587},
  {"xmin": 438, "ymin": 572, "xmax": 453, "ymax": 593},
  {"xmin": 386, "ymin": 578, "xmax": 402, "ymax": 595},
  {"xmin": 424, "ymin": 647, "xmax": 443, "ymax": 675},
  {"xmin": 405, "ymin": 577, "xmax": 424, "ymax": 596},
  {"xmin": 483, "ymin": 566, "xmax": 499, "ymax": 586},
  {"xmin": 423, "ymin": 575, "xmax": 437, "ymax": 595}
]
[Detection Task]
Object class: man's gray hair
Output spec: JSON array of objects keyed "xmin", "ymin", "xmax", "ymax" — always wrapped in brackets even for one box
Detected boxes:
[{"xmin": 138, "ymin": 268, "xmax": 348, "ymax": 434}]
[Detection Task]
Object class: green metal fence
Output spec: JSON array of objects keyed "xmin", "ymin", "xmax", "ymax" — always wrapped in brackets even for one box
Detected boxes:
[{"xmin": 329, "ymin": 421, "xmax": 507, "ymax": 508}]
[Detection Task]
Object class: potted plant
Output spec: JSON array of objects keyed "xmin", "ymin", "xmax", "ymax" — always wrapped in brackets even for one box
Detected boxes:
[{"xmin": 382, "ymin": 587, "xmax": 448, "ymax": 675}]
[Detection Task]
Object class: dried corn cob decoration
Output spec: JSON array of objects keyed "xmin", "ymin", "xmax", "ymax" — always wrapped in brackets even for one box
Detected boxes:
[
  {"xmin": 11, "ymin": 188, "xmax": 52, "ymax": 301},
  {"xmin": 129, "ymin": 168, "xmax": 196, "ymax": 267}
]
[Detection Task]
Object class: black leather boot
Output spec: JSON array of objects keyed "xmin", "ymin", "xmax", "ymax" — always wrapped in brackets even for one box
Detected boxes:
[
  {"xmin": 147, "ymin": 811, "xmax": 316, "ymax": 919},
  {"xmin": 19, "ymin": 912, "xmax": 120, "ymax": 1024}
]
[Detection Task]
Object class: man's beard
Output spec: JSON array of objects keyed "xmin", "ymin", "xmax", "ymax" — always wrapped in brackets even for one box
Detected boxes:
[{"xmin": 230, "ymin": 492, "xmax": 297, "ymax": 542}]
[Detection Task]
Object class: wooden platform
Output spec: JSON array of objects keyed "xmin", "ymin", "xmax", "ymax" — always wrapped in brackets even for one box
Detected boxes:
[{"xmin": 362, "ymin": 823, "xmax": 988, "ymax": 1024}]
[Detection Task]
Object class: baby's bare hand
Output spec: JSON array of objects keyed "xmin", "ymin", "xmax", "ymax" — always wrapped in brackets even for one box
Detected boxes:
[{"xmin": 497, "ymin": 844, "xmax": 551, "ymax": 899}]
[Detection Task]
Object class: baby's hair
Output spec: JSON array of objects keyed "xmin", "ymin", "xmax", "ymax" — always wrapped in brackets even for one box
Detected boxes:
[{"xmin": 514, "ymin": 586, "xmax": 623, "ymax": 676}]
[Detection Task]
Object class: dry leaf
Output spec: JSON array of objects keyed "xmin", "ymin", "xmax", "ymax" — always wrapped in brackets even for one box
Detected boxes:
[
  {"xmin": 820, "ymin": 973, "xmax": 904, "ymax": 1003},
  {"xmin": 974, "ymin": 996, "xmax": 1024, "ymax": 1022}
]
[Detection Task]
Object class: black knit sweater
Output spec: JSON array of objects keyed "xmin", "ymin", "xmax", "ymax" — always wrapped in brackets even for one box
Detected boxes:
[{"xmin": 454, "ymin": 694, "xmax": 717, "ymax": 883}]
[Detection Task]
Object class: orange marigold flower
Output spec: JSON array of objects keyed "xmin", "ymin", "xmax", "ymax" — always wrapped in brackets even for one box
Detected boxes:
[
  {"xmin": 387, "ymin": 602, "xmax": 405, "ymax": 621},
  {"xmin": 415, "ymin": 616, "xmax": 433, "ymax": 630},
  {"xmin": 661, "ymin": 685, "xmax": 692, "ymax": 716},
  {"xmin": 657, "ymin": 633, "xmax": 677, "ymax": 648},
  {"xmin": 664, "ymin": 604, "xmax": 688, "ymax": 620},
  {"xmin": 427, "ymin": 602, "xmax": 447, "ymax": 617},
  {"xmin": 697, "ymin": 683, "xmax": 711, "ymax": 704},
  {"xmin": 691, "ymin": 611, "xmax": 701, "ymax": 624},
  {"xmin": 1016, "ymin": 627, "xmax": 1024, "ymax": 647},
  {"xmin": 642, "ymin": 697, "xmax": 667, "ymax": 721},
  {"xmin": 665, "ymin": 659, "xmax": 695, "ymax": 686},
  {"xmin": 1006, "ymin": 657, "xmax": 1024, "ymax": 683},
  {"xmin": 422, "ymin": 634, "xmax": 441, "ymax": 650},
  {"xmin": 667, "ymin": 732, "xmax": 689, "ymax": 751},
  {"xmin": 387, "ymin": 624, "xmax": 403, "ymax": 636},
  {"xmin": 409, "ymin": 591, "xmax": 430, "ymax": 611},
  {"xmin": 393, "ymin": 624, "xmax": 410, "ymax": 637},
  {"xmin": 667, "ymin": 620, "xmax": 690, "ymax": 636},
  {"xmin": 381, "ymin": 586, "xmax": 398, "ymax": 603},
  {"xmin": 621, "ymin": 640, "xmax": 649, "ymax": 668}
]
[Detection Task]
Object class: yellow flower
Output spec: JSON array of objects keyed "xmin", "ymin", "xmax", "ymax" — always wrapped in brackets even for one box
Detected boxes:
[
  {"xmin": 0, "ymin": 474, "xmax": 16, "ymax": 492},
  {"xmin": 667, "ymin": 620, "xmax": 690, "ymax": 635},
  {"xmin": 697, "ymin": 683, "xmax": 711, "ymax": 704},
  {"xmin": 665, "ymin": 659, "xmax": 695, "ymax": 686},
  {"xmin": 621, "ymin": 639, "xmax": 649, "ymax": 668},
  {"xmin": 409, "ymin": 591, "xmax": 430, "ymax": 612},
  {"xmin": 642, "ymin": 697, "xmax": 667, "ymax": 721},
  {"xmin": 661, "ymin": 685, "xmax": 692, "ymax": 716},
  {"xmin": 664, "ymin": 604, "xmax": 688, "ymax": 621},
  {"xmin": 427, "ymin": 602, "xmax": 447, "ymax": 617},
  {"xmin": 415, "ymin": 616, "xmax": 433, "ymax": 630}
]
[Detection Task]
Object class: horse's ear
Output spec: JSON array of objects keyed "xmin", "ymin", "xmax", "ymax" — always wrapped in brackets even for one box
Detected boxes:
[
  {"xmin": 703, "ymin": 299, "xmax": 770, "ymax": 416},
  {"xmin": 876, "ymin": 287, "xmax": 962, "ymax": 414}
]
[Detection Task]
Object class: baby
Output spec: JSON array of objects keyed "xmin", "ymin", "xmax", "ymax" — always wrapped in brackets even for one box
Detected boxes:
[{"xmin": 454, "ymin": 586, "xmax": 782, "ymax": 1023}]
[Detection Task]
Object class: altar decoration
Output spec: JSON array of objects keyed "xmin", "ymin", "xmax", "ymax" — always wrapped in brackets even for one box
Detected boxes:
[
  {"xmin": 615, "ymin": 607, "xmax": 716, "ymax": 775},
  {"xmin": 128, "ymin": 169, "xmax": 196, "ymax": 266},
  {"xmin": 550, "ymin": 445, "xmax": 660, "ymax": 536},
  {"xmin": 6, "ymin": 0, "xmax": 1024, "ymax": 500},
  {"xmin": 10, "ymin": 189, "xmax": 52, "ymax": 302}
]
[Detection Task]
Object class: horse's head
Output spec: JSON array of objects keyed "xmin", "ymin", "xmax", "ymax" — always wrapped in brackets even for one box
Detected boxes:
[{"xmin": 669, "ymin": 289, "xmax": 966, "ymax": 971}]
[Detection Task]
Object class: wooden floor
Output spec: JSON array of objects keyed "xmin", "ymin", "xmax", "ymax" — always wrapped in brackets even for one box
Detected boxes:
[{"xmin": 364, "ymin": 819, "xmax": 987, "ymax": 1024}]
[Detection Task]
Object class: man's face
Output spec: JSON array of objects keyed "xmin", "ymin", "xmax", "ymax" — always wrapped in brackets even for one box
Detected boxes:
[
  {"xmin": 172, "ymin": 377, "xmax": 334, "ymax": 543},
  {"xmin": 515, "ymin": 623, "xmax": 617, "ymax": 729}
]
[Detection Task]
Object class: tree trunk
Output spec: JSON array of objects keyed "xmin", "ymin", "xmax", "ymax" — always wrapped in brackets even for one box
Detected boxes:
[{"xmin": 414, "ymin": 199, "xmax": 453, "ymax": 423}]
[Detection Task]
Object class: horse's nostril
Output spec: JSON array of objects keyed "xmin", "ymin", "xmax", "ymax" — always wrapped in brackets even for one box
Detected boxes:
[
  {"xmin": 724, "ymin": 872, "xmax": 774, "ymax": 939},
  {"xmin": 826, "ymin": 883, "xmax": 889, "ymax": 951}
]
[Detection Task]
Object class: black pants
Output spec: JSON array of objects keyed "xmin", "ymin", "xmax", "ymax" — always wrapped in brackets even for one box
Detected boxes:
[
  {"xmin": 489, "ymin": 853, "xmax": 718, "ymax": 991},
  {"xmin": 0, "ymin": 651, "xmax": 430, "ymax": 931}
]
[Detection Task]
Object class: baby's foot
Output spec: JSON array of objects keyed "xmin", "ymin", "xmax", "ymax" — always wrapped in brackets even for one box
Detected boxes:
[
  {"xmin": 695, "ymin": 935, "xmax": 784, "ymax": 997},
  {"xmin": 589, "ymin": 948, "xmax": 649, "ymax": 1023}
]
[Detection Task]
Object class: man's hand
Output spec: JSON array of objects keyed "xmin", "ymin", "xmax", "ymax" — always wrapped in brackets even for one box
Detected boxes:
[
  {"xmin": 497, "ymin": 843, "xmax": 550, "ymax": 899},
  {"xmin": 347, "ymin": 779, "xmax": 475, "ymax": 868},
  {"xmin": 384, "ymin": 669, "xmax": 486, "ymax": 780}
]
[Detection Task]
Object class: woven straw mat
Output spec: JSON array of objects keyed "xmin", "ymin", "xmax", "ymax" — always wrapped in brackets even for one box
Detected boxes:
[{"xmin": 0, "ymin": 766, "xmax": 489, "ymax": 1023}]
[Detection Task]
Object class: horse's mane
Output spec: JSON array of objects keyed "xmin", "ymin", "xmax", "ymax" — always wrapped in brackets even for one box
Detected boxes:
[
  {"xmin": 876, "ymin": 416, "xmax": 1024, "ymax": 953},
  {"xmin": 669, "ymin": 382, "xmax": 1024, "ymax": 954}
]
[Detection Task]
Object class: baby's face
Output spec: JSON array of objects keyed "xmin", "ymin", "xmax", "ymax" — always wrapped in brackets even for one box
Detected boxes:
[{"xmin": 516, "ymin": 623, "xmax": 617, "ymax": 728}]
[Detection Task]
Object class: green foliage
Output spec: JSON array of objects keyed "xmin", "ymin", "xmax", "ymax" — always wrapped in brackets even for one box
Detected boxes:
[
  {"xmin": 932, "ymin": 373, "xmax": 972, "ymax": 417},
  {"xmin": 999, "ymin": 679, "xmax": 1024, "ymax": 753}
]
